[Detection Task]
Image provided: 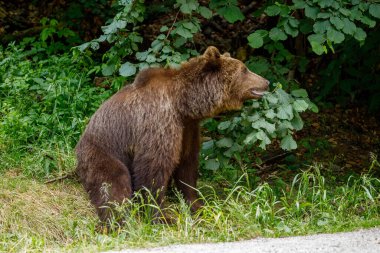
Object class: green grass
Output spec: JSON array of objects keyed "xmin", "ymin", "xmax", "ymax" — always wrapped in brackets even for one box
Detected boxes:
[{"xmin": 1, "ymin": 154, "xmax": 379, "ymax": 252}]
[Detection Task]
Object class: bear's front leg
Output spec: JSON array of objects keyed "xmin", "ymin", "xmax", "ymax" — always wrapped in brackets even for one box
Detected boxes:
[
  {"xmin": 131, "ymin": 149, "xmax": 181, "ymax": 223},
  {"xmin": 174, "ymin": 121, "xmax": 204, "ymax": 212}
]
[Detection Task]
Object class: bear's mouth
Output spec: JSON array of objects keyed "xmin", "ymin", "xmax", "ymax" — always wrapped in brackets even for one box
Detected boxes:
[{"xmin": 250, "ymin": 89, "xmax": 266, "ymax": 97}]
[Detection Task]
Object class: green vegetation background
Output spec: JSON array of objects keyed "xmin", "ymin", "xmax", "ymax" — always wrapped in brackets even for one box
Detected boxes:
[{"xmin": 0, "ymin": 0, "xmax": 379, "ymax": 251}]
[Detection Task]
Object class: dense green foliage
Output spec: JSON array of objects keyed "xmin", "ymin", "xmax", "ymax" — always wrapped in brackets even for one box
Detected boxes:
[
  {"xmin": 1, "ymin": 0, "xmax": 379, "ymax": 178},
  {"xmin": 0, "ymin": 46, "xmax": 103, "ymax": 149}
]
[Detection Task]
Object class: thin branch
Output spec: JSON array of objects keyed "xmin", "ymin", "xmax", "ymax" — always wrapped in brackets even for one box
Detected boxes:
[
  {"xmin": 45, "ymin": 172, "xmax": 76, "ymax": 184},
  {"xmin": 166, "ymin": 10, "xmax": 180, "ymax": 39},
  {"xmin": 242, "ymin": 1, "xmax": 259, "ymax": 15}
]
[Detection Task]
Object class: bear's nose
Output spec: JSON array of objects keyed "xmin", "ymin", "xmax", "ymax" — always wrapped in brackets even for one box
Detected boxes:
[{"xmin": 264, "ymin": 79, "xmax": 270, "ymax": 90}]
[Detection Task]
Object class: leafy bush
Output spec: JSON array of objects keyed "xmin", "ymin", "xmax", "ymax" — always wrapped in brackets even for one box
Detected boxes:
[
  {"xmin": 249, "ymin": 1, "xmax": 380, "ymax": 54},
  {"xmin": 2, "ymin": 0, "xmax": 379, "ymax": 177},
  {"xmin": 0, "ymin": 44, "xmax": 108, "ymax": 151},
  {"xmin": 201, "ymin": 85, "xmax": 317, "ymax": 173}
]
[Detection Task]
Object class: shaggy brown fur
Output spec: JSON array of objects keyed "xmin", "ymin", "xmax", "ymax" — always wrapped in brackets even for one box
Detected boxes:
[{"xmin": 75, "ymin": 46, "xmax": 269, "ymax": 221}]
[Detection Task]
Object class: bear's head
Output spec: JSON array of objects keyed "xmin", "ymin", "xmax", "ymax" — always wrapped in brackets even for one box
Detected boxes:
[{"xmin": 178, "ymin": 46, "xmax": 269, "ymax": 119}]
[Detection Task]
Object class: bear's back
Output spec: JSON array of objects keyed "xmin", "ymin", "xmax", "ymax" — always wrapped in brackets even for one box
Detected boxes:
[{"xmin": 79, "ymin": 68, "xmax": 182, "ymax": 160}]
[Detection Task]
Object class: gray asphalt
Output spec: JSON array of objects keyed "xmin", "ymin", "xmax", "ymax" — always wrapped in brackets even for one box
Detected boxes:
[{"xmin": 108, "ymin": 228, "xmax": 380, "ymax": 253}]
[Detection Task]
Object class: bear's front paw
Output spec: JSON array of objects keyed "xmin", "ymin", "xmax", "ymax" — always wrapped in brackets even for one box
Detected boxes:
[{"xmin": 190, "ymin": 199, "xmax": 204, "ymax": 213}]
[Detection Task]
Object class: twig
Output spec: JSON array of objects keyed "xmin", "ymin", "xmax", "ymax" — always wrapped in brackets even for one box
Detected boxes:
[
  {"xmin": 45, "ymin": 172, "xmax": 76, "ymax": 184},
  {"xmin": 262, "ymin": 151, "xmax": 292, "ymax": 164},
  {"xmin": 166, "ymin": 10, "xmax": 180, "ymax": 39},
  {"xmin": 242, "ymin": 1, "xmax": 258, "ymax": 15}
]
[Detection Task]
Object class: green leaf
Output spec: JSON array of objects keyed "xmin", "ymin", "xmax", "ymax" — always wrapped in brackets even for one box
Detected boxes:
[
  {"xmin": 293, "ymin": 0, "xmax": 307, "ymax": 9},
  {"xmin": 308, "ymin": 33, "xmax": 325, "ymax": 44},
  {"xmin": 244, "ymin": 132, "xmax": 257, "ymax": 145},
  {"xmin": 255, "ymin": 29, "xmax": 269, "ymax": 37},
  {"xmin": 317, "ymin": 13, "xmax": 331, "ymax": 19},
  {"xmin": 291, "ymin": 89, "xmax": 308, "ymax": 98},
  {"xmin": 265, "ymin": 109, "xmax": 276, "ymax": 119},
  {"xmin": 276, "ymin": 89, "xmax": 292, "ymax": 104},
  {"xmin": 277, "ymin": 104, "xmax": 293, "ymax": 120},
  {"xmin": 217, "ymin": 6, "xmax": 245, "ymax": 23},
  {"xmin": 247, "ymin": 113, "xmax": 260, "ymax": 122},
  {"xmin": 369, "ymin": 4, "xmax": 380, "ymax": 19},
  {"xmin": 277, "ymin": 121, "xmax": 294, "ymax": 135},
  {"xmin": 354, "ymin": 27, "xmax": 366, "ymax": 41},
  {"xmin": 174, "ymin": 37, "xmax": 186, "ymax": 48},
  {"xmin": 204, "ymin": 159, "xmax": 219, "ymax": 170},
  {"xmin": 280, "ymin": 135, "xmax": 297, "ymax": 150},
  {"xmin": 342, "ymin": 18, "xmax": 356, "ymax": 35},
  {"xmin": 119, "ymin": 62, "xmax": 136, "ymax": 77},
  {"xmin": 327, "ymin": 28, "xmax": 345, "ymax": 44},
  {"xmin": 265, "ymin": 5, "xmax": 281, "ymax": 16},
  {"xmin": 288, "ymin": 17, "xmax": 300, "ymax": 28},
  {"xmin": 269, "ymin": 27, "xmax": 287, "ymax": 41},
  {"xmin": 77, "ymin": 42, "xmax": 90, "ymax": 52},
  {"xmin": 339, "ymin": 8, "xmax": 350, "ymax": 16},
  {"xmin": 136, "ymin": 51, "xmax": 149, "ymax": 61},
  {"xmin": 175, "ymin": 26, "xmax": 193, "ymax": 38},
  {"xmin": 256, "ymin": 130, "xmax": 271, "ymax": 149},
  {"xmin": 265, "ymin": 93, "xmax": 279, "ymax": 104},
  {"xmin": 247, "ymin": 57, "xmax": 270, "ymax": 75},
  {"xmin": 178, "ymin": 0, "xmax": 199, "ymax": 14},
  {"xmin": 102, "ymin": 64, "xmax": 116, "ymax": 76},
  {"xmin": 330, "ymin": 17, "xmax": 344, "ymax": 30},
  {"xmin": 40, "ymin": 28, "xmax": 51, "ymax": 41},
  {"xmin": 183, "ymin": 22, "xmax": 197, "ymax": 31},
  {"xmin": 162, "ymin": 46, "xmax": 171, "ymax": 53},
  {"xmin": 115, "ymin": 20, "xmax": 127, "ymax": 29},
  {"xmin": 305, "ymin": 6, "xmax": 319, "ymax": 20},
  {"xmin": 284, "ymin": 23, "xmax": 299, "ymax": 37},
  {"xmin": 318, "ymin": 0, "xmax": 334, "ymax": 8},
  {"xmin": 202, "ymin": 140, "xmax": 214, "ymax": 150},
  {"xmin": 223, "ymin": 143, "xmax": 243, "ymax": 158},
  {"xmin": 360, "ymin": 16, "xmax": 376, "ymax": 28},
  {"xmin": 306, "ymin": 100, "xmax": 319, "ymax": 113},
  {"xmin": 218, "ymin": 121, "xmax": 231, "ymax": 131},
  {"xmin": 198, "ymin": 6, "xmax": 213, "ymax": 19},
  {"xmin": 293, "ymin": 100, "xmax": 309, "ymax": 112},
  {"xmin": 291, "ymin": 112, "xmax": 304, "ymax": 130},
  {"xmin": 247, "ymin": 32, "xmax": 264, "ymax": 48},
  {"xmin": 313, "ymin": 20, "xmax": 331, "ymax": 33},
  {"xmin": 216, "ymin": 137, "xmax": 234, "ymax": 148},
  {"xmin": 310, "ymin": 41, "xmax": 326, "ymax": 55},
  {"xmin": 102, "ymin": 21, "xmax": 119, "ymax": 35},
  {"xmin": 160, "ymin": 26, "xmax": 169, "ymax": 32},
  {"xmin": 146, "ymin": 54, "xmax": 157, "ymax": 63},
  {"xmin": 251, "ymin": 119, "xmax": 276, "ymax": 133},
  {"xmin": 350, "ymin": 7, "xmax": 363, "ymax": 21}
]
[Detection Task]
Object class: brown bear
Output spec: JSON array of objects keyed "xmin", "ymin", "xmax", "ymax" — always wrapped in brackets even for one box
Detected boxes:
[{"xmin": 75, "ymin": 46, "xmax": 269, "ymax": 221}]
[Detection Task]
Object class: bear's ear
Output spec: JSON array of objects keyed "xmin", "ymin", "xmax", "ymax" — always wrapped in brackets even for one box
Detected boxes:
[
  {"xmin": 223, "ymin": 52, "xmax": 231, "ymax": 57},
  {"xmin": 203, "ymin": 46, "xmax": 221, "ymax": 59}
]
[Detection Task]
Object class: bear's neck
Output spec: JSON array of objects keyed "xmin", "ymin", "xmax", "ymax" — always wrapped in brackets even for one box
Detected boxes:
[{"xmin": 174, "ymin": 63, "xmax": 224, "ymax": 120}]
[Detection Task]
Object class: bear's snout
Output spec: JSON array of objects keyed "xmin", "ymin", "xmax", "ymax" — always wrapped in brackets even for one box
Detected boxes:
[{"xmin": 247, "ymin": 75, "xmax": 269, "ymax": 99}]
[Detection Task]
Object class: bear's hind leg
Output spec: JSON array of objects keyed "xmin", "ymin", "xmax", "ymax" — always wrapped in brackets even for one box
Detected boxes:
[{"xmin": 76, "ymin": 141, "xmax": 132, "ymax": 222}]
